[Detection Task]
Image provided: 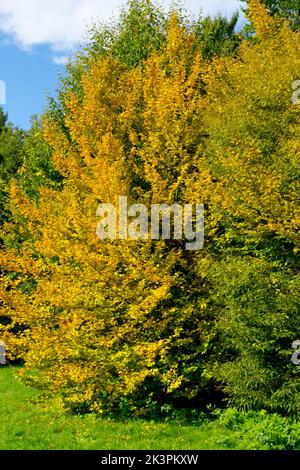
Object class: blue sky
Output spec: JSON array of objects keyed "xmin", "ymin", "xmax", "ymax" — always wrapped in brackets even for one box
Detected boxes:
[
  {"xmin": 0, "ymin": 41, "xmax": 65, "ymax": 129},
  {"xmin": 0, "ymin": 0, "xmax": 243, "ymax": 130}
]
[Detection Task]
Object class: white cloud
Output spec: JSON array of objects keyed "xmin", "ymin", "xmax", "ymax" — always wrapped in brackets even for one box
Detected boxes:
[
  {"xmin": 52, "ymin": 55, "xmax": 69, "ymax": 65},
  {"xmin": 0, "ymin": 0, "xmax": 124, "ymax": 52},
  {"xmin": 0, "ymin": 0, "xmax": 242, "ymax": 56}
]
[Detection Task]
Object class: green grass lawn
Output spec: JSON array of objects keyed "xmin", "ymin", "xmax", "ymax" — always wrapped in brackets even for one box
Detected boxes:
[
  {"xmin": 0, "ymin": 365, "xmax": 238, "ymax": 450},
  {"xmin": 1, "ymin": 365, "xmax": 299, "ymax": 450}
]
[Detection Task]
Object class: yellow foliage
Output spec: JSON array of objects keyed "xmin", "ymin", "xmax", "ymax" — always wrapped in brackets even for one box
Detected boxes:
[{"xmin": 1, "ymin": 5, "xmax": 300, "ymax": 414}]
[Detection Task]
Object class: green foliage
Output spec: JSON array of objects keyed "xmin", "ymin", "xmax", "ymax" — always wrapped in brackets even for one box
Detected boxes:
[
  {"xmin": 208, "ymin": 258, "xmax": 300, "ymax": 412},
  {"xmin": 88, "ymin": 0, "xmax": 167, "ymax": 67},
  {"xmin": 19, "ymin": 116, "xmax": 63, "ymax": 199},
  {"xmin": 214, "ymin": 408, "xmax": 300, "ymax": 449},
  {"xmin": 195, "ymin": 14, "xmax": 241, "ymax": 61},
  {"xmin": 0, "ymin": 108, "xmax": 24, "ymax": 228},
  {"xmin": 0, "ymin": 109, "xmax": 24, "ymax": 182}
]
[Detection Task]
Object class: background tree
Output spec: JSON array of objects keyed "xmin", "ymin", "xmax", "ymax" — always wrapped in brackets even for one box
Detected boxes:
[
  {"xmin": 200, "ymin": 0, "xmax": 300, "ymax": 411},
  {"xmin": 195, "ymin": 14, "xmax": 241, "ymax": 61},
  {"xmin": 0, "ymin": 108, "xmax": 24, "ymax": 226}
]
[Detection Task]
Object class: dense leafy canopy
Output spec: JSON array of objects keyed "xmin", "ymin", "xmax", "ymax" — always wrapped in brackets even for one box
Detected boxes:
[{"xmin": 0, "ymin": 0, "xmax": 299, "ymax": 416}]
